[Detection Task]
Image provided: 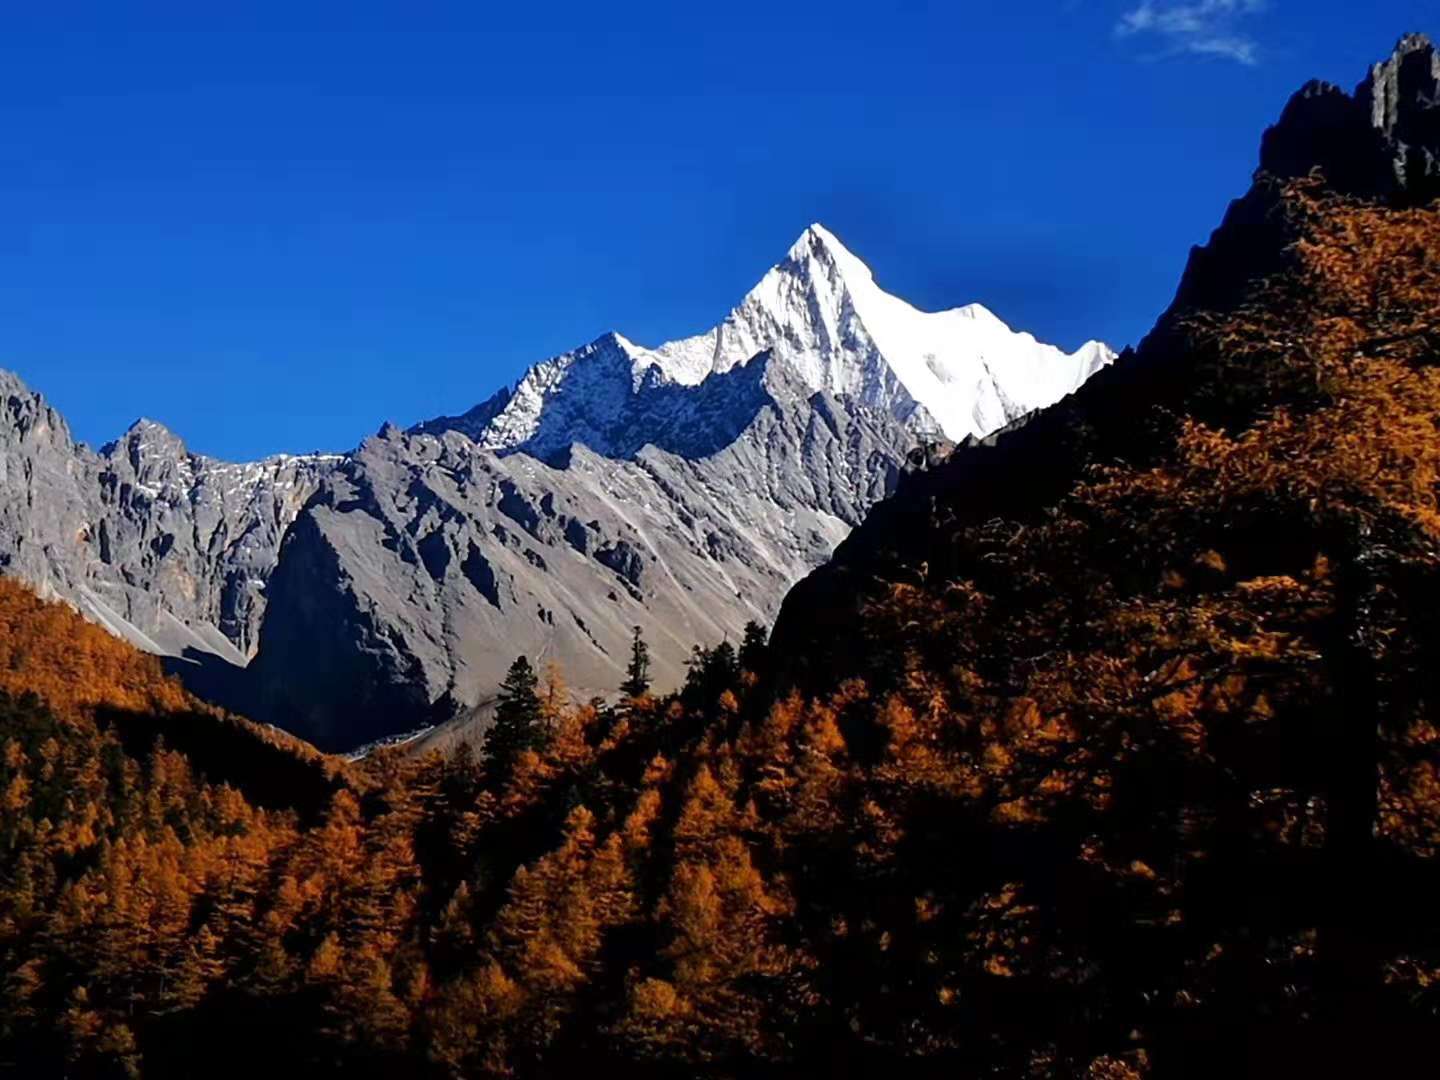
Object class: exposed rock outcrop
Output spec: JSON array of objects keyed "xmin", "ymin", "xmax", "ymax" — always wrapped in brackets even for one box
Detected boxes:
[{"xmin": 0, "ymin": 370, "xmax": 335, "ymax": 664}]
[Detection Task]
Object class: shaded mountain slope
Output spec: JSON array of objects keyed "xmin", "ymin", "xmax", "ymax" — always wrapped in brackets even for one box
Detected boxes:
[
  {"xmin": 775, "ymin": 32, "xmax": 1440, "ymax": 669},
  {"xmin": 754, "ymin": 34, "xmax": 1440, "ymax": 1074}
]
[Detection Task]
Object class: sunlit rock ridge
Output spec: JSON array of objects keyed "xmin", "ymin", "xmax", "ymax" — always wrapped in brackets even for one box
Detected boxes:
[{"xmin": 0, "ymin": 371, "xmax": 335, "ymax": 665}]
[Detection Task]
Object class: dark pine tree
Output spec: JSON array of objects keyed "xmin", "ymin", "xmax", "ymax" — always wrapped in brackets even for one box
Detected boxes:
[
  {"xmin": 621, "ymin": 626, "xmax": 652, "ymax": 699},
  {"xmin": 683, "ymin": 641, "xmax": 741, "ymax": 709},
  {"xmin": 739, "ymin": 621, "xmax": 769, "ymax": 673},
  {"xmin": 484, "ymin": 656, "xmax": 546, "ymax": 778}
]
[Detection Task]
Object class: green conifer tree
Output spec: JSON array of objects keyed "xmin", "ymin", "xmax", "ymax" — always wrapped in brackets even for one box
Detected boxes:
[
  {"xmin": 484, "ymin": 656, "xmax": 546, "ymax": 777},
  {"xmin": 621, "ymin": 626, "xmax": 652, "ymax": 699},
  {"xmin": 739, "ymin": 621, "xmax": 769, "ymax": 672}
]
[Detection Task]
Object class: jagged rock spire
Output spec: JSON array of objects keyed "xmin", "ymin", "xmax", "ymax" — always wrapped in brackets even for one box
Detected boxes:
[
  {"xmin": 1359, "ymin": 32, "xmax": 1440, "ymax": 195},
  {"xmin": 1260, "ymin": 32, "xmax": 1440, "ymax": 201},
  {"xmin": 1172, "ymin": 33, "xmax": 1440, "ymax": 318}
]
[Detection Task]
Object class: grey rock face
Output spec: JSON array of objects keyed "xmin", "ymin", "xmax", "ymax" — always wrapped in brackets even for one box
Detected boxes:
[
  {"xmin": 1360, "ymin": 32, "xmax": 1440, "ymax": 197},
  {"xmin": 1259, "ymin": 33, "xmax": 1440, "ymax": 202},
  {"xmin": 0, "ymin": 370, "xmax": 100, "ymax": 605},
  {"xmin": 95, "ymin": 420, "xmax": 338, "ymax": 658},
  {"xmin": 0, "ymin": 369, "xmax": 338, "ymax": 664},
  {"xmin": 248, "ymin": 356, "xmax": 912, "ymax": 749}
]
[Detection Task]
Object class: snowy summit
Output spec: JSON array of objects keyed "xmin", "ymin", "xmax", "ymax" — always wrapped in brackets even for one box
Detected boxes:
[{"xmin": 419, "ymin": 224, "xmax": 1115, "ymax": 456}]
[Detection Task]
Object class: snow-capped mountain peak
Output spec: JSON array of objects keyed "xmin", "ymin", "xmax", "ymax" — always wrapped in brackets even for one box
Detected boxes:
[
  {"xmin": 779, "ymin": 221, "xmax": 866, "ymax": 277},
  {"xmin": 789, "ymin": 221, "xmax": 876, "ymax": 281},
  {"xmin": 699, "ymin": 222, "xmax": 1115, "ymax": 440},
  {"xmin": 419, "ymin": 224, "xmax": 1115, "ymax": 455}
]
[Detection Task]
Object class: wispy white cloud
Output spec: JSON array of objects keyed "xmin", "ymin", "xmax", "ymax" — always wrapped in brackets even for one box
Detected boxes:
[{"xmin": 1115, "ymin": 0, "xmax": 1267, "ymax": 65}]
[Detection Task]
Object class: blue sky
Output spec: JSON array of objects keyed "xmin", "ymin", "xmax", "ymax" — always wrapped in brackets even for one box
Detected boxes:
[{"xmin": 0, "ymin": 1, "xmax": 1432, "ymax": 459}]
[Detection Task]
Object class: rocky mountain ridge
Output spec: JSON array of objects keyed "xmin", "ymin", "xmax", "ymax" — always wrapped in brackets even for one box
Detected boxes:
[
  {"xmin": 0, "ymin": 226, "xmax": 1112, "ymax": 750},
  {"xmin": 0, "ymin": 370, "xmax": 337, "ymax": 663}
]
